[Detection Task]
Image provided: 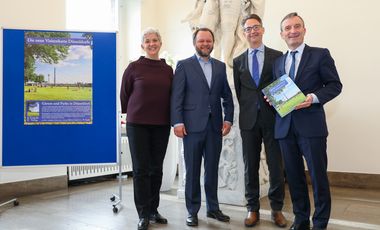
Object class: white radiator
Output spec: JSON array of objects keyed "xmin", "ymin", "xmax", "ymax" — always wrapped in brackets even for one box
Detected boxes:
[{"xmin": 68, "ymin": 135, "xmax": 132, "ymax": 180}]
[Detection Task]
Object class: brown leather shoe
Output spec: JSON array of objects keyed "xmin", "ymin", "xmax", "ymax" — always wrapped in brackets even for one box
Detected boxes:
[
  {"xmin": 244, "ymin": 211, "xmax": 259, "ymax": 227},
  {"xmin": 271, "ymin": 211, "xmax": 287, "ymax": 228}
]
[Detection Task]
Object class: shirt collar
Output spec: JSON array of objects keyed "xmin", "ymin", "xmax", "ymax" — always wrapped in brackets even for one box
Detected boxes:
[
  {"xmin": 249, "ymin": 43, "xmax": 265, "ymax": 54},
  {"xmin": 288, "ymin": 43, "xmax": 305, "ymax": 55},
  {"xmin": 195, "ymin": 53, "xmax": 212, "ymax": 63}
]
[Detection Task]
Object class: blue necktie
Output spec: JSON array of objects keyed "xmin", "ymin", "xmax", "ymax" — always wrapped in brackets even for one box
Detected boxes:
[
  {"xmin": 289, "ymin": 51, "xmax": 298, "ymax": 80},
  {"xmin": 251, "ymin": 49, "xmax": 260, "ymax": 86}
]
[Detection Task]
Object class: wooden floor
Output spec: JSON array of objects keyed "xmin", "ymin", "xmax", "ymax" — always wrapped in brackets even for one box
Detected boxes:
[{"xmin": 1, "ymin": 176, "xmax": 380, "ymax": 230}]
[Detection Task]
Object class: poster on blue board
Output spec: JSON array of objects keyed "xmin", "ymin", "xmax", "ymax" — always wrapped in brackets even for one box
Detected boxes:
[{"xmin": 24, "ymin": 31, "xmax": 93, "ymax": 125}]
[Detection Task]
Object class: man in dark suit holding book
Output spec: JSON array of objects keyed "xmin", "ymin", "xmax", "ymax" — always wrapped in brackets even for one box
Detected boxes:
[
  {"xmin": 272, "ymin": 12, "xmax": 342, "ymax": 230},
  {"xmin": 233, "ymin": 14, "xmax": 287, "ymax": 228}
]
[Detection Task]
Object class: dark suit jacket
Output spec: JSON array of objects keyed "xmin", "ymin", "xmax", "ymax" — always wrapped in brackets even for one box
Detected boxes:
[
  {"xmin": 273, "ymin": 45, "xmax": 343, "ymax": 139},
  {"xmin": 171, "ymin": 55, "xmax": 234, "ymax": 132},
  {"xmin": 233, "ymin": 46, "xmax": 282, "ymax": 130}
]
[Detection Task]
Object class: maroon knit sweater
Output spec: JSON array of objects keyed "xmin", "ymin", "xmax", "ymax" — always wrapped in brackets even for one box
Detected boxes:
[{"xmin": 120, "ymin": 56, "xmax": 173, "ymax": 125}]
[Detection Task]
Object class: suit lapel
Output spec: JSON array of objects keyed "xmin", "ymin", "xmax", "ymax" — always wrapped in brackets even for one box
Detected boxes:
[
  {"xmin": 278, "ymin": 53, "xmax": 287, "ymax": 77},
  {"xmin": 242, "ymin": 49, "xmax": 258, "ymax": 87},
  {"xmin": 260, "ymin": 47, "xmax": 273, "ymax": 86},
  {"xmin": 235, "ymin": 50, "xmax": 256, "ymax": 90},
  {"xmin": 191, "ymin": 55, "xmax": 210, "ymax": 89},
  {"xmin": 262, "ymin": 47, "xmax": 269, "ymax": 76},
  {"xmin": 210, "ymin": 60, "xmax": 217, "ymax": 90},
  {"xmin": 295, "ymin": 44, "xmax": 311, "ymax": 83},
  {"xmin": 243, "ymin": 49, "xmax": 249, "ymax": 71}
]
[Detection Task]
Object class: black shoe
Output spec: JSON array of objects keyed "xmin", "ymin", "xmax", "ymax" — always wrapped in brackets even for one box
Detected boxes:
[
  {"xmin": 149, "ymin": 212, "xmax": 168, "ymax": 224},
  {"xmin": 186, "ymin": 214, "xmax": 198, "ymax": 227},
  {"xmin": 289, "ymin": 221, "xmax": 310, "ymax": 230},
  {"xmin": 207, "ymin": 210, "xmax": 230, "ymax": 222},
  {"xmin": 311, "ymin": 227, "xmax": 326, "ymax": 230},
  {"xmin": 137, "ymin": 217, "xmax": 149, "ymax": 230}
]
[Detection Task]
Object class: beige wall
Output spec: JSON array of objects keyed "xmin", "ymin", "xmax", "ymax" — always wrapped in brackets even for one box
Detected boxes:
[
  {"xmin": 139, "ymin": 0, "xmax": 380, "ymax": 174},
  {"xmin": 0, "ymin": 0, "xmax": 66, "ymax": 30},
  {"xmin": 141, "ymin": 0, "xmax": 194, "ymax": 59}
]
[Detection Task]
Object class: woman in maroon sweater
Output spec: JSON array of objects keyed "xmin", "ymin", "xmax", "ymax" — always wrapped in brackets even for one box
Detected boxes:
[{"xmin": 120, "ymin": 28, "xmax": 173, "ymax": 230}]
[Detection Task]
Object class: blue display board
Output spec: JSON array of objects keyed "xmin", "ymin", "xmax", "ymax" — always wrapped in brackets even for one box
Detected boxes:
[{"xmin": 2, "ymin": 29, "xmax": 117, "ymax": 166}]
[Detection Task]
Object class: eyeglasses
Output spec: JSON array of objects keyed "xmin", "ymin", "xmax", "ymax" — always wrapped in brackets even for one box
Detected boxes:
[{"xmin": 243, "ymin": 25, "xmax": 262, "ymax": 33}]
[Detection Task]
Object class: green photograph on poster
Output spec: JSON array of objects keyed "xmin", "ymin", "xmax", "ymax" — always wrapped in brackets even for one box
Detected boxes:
[{"xmin": 24, "ymin": 31, "xmax": 93, "ymax": 125}]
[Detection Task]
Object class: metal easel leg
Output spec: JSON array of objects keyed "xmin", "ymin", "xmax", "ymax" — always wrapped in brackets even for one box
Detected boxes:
[
  {"xmin": 0, "ymin": 198, "xmax": 19, "ymax": 209},
  {"xmin": 110, "ymin": 149, "xmax": 123, "ymax": 213},
  {"xmin": 110, "ymin": 112, "xmax": 127, "ymax": 213}
]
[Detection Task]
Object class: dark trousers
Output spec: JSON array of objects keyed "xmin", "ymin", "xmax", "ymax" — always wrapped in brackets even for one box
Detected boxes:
[
  {"xmin": 240, "ymin": 111, "xmax": 285, "ymax": 212},
  {"xmin": 279, "ymin": 121, "xmax": 331, "ymax": 229},
  {"xmin": 127, "ymin": 123, "xmax": 170, "ymax": 218},
  {"xmin": 183, "ymin": 119, "xmax": 222, "ymax": 215}
]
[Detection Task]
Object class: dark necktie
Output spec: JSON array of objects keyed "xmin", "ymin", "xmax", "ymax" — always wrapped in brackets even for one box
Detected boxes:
[
  {"xmin": 289, "ymin": 50, "xmax": 298, "ymax": 80},
  {"xmin": 251, "ymin": 49, "xmax": 260, "ymax": 86}
]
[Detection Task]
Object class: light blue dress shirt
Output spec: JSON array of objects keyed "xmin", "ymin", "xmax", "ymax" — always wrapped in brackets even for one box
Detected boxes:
[
  {"xmin": 285, "ymin": 43, "xmax": 305, "ymax": 79},
  {"xmin": 196, "ymin": 54, "xmax": 212, "ymax": 88}
]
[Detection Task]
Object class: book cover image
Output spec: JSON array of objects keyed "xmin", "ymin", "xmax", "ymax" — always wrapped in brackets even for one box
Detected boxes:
[{"xmin": 262, "ymin": 74, "xmax": 306, "ymax": 117}]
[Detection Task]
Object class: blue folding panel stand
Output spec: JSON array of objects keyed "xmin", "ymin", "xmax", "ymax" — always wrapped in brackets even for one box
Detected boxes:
[{"xmin": 2, "ymin": 28, "xmax": 117, "ymax": 212}]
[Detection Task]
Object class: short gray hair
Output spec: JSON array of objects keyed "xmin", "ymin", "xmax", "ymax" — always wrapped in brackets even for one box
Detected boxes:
[
  {"xmin": 280, "ymin": 12, "xmax": 305, "ymax": 31},
  {"xmin": 141, "ymin": 27, "xmax": 162, "ymax": 43}
]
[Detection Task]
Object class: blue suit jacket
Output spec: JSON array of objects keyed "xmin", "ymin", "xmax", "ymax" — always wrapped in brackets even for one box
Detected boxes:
[
  {"xmin": 273, "ymin": 45, "xmax": 342, "ymax": 139},
  {"xmin": 171, "ymin": 55, "xmax": 234, "ymax": 132}
]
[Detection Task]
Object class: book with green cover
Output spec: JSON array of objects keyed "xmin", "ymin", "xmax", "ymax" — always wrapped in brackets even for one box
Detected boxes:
[{"xmin": 262, "ymin": 74, "xmax": 306, "ymax": 117}]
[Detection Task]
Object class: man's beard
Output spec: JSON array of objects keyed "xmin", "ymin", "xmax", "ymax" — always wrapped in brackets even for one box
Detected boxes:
[{"xmin": 196, "ymin": 46, "xmax": 213, "ymax": 57}]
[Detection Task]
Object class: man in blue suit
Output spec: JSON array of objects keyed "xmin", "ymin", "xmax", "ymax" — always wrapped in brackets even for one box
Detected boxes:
[
  {"xmin": 171, "ymin": 27, "xmax": 234, "ymax": 227},
  {"xmin": 272, "ymin": 13, "xmax": 343, "ymax": 230}
]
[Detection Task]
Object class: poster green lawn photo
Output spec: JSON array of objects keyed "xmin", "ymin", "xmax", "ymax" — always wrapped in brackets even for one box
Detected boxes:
[
  {"xmin": 24, "ymin": 86, "xmax": 92, "ymax": 101},
  {"xmin": 262, "ymin": 74, "xmax": 306, "ymax": 117}
]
